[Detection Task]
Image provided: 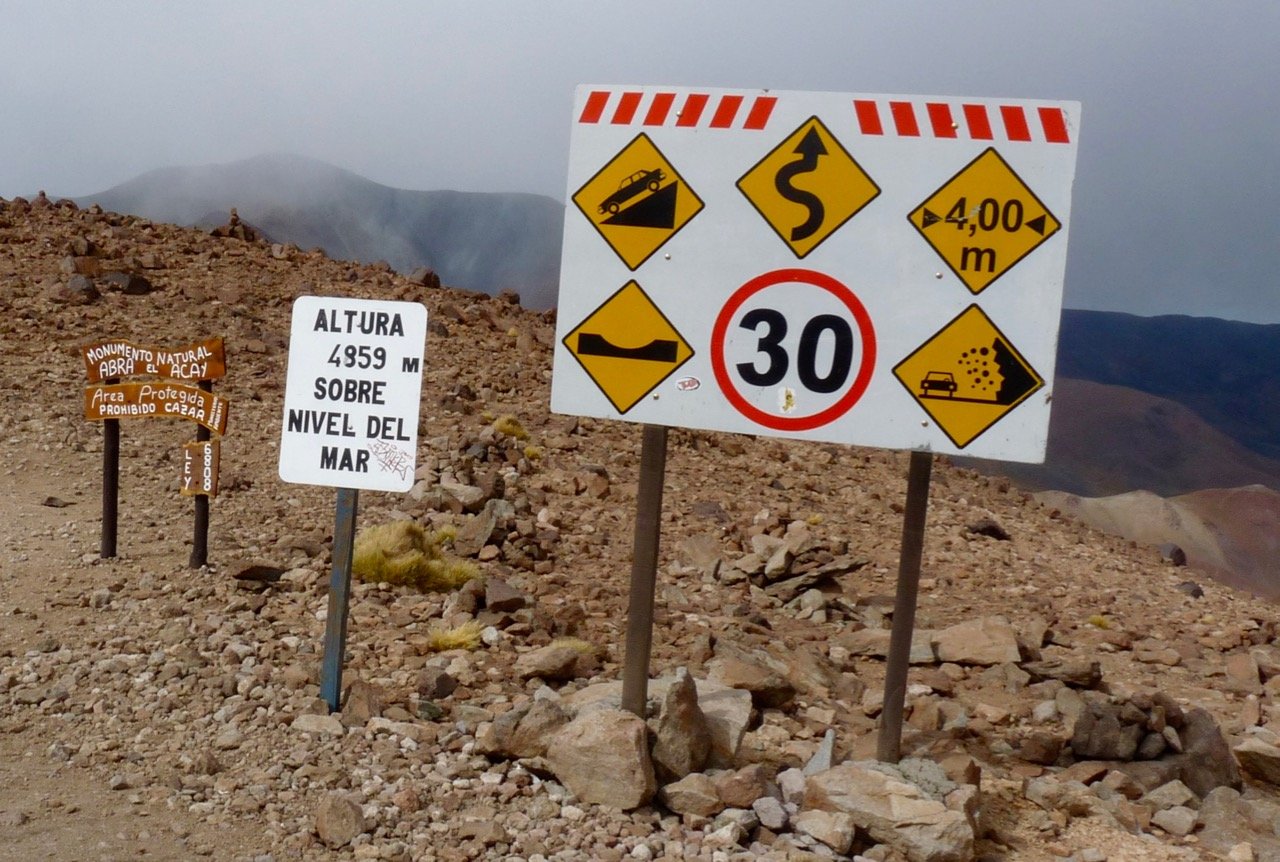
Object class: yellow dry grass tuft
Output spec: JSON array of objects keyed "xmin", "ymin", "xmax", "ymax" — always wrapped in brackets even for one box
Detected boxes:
[
  {"xmin": 548, "ymin": 636, "xmax": 597, "ymax": 656},
  {"xmin": 352, "ymin": 521, "xmax": 478, "ymax": 592},
  {"xmin": 492, "ymin": 414, "xmax": 529, "ymax": 440},
  {"xmin": 425, "ymin": 619, "xmax": 485, "ymax": 652}
]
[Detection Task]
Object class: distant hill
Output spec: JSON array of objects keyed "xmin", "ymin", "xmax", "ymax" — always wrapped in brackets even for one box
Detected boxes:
[
  {"xmin": 75, "ymin": 153, "xmax": 565, "ymax": 309},
  {"xmin": 1038, "ymin": 484, "xmax": 1280, "ymax": 599},
  {"xmin": 962, "ymin": 377, "xmax": 1280, "ymax": 497},
  {"xmin": 959, "ymin": 310, "xmax": 1280, "ymax": 498},
  {"xmin": 1058, "ymin": 309, "xmax": 1280, "ymax": 461}
]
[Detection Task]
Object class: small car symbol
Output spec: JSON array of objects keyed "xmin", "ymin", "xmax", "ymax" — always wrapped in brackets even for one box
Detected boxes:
[
  {"xmin": 598, "ymin": 169, "xmax": 666, "ymax": 214},
  {"xmin": 920, "ymin": 371, "xmax": 957, "ymax": 397}
]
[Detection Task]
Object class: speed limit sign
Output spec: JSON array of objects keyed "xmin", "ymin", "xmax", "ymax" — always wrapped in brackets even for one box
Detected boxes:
[
  {"xmin": 552, "ymin": 85, "xmax": 1079, "ymax": 463},
  {"xmin": 711, "ymin": 269, "xmax": 875, "ymax": 432}
]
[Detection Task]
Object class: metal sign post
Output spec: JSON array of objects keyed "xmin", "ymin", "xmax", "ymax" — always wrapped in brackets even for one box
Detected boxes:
[
  {"xmin": 320, "ymin": 488, "xmax": 359, "ymax": 712},
  {"xmin": 189, "ymin": 378, "xmax": 214, "ymax": 568},
  {"xmin": 877, "ymin": 450, "xmax": 933, "ymax": 763},
  {"xmin": 620, "ymin": 424, "xmax": 669, "ymax": 717}
]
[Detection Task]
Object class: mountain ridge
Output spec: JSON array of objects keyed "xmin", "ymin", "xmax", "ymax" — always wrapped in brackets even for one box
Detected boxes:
[{"xmin": 74, "ymin": 153, "xmax": 565, "ymax": 309}]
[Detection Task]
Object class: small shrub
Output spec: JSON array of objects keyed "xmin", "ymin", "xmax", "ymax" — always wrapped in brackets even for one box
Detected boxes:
[
  {"xmin": 425, "ymin": 619, "xmax": 484, "ymax": 652},
  {"xmin": 1086, "ymin": 614, "xmax": 1111, "ymax": 630},
  {"xmin": 549, "ymin": 636, "xmax": 597, "ymax": 657},
  {"xmin": 492, "ymin": 414, "xmax": 528, "ymax": 440},
  {"xmin": 353, "ymin": 521, "xmax": 478, "ymax": 592}
]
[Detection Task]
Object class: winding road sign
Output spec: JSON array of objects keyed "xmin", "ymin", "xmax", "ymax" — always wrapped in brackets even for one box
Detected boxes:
[{"xmin": 737, "ymin": 117, "xmax": 880, "ymax": 258}]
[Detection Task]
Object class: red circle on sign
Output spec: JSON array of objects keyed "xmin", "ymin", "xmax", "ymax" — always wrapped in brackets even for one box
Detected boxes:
[{"xmin": 711, "ymin": 268, "xmax": 876, "ymax": 432}]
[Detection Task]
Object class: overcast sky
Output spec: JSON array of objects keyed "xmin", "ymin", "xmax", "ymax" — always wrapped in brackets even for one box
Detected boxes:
[{"xmin": 2, "ymin": 2, "xmax": 1277, "ymax": 323}]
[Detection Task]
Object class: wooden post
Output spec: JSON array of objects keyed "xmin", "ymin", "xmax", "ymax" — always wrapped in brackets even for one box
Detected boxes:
[
  {"xmin": 101, "ymin": 377, "xmax": 120, "ymax": 559},
  {"xmin": 877, "ymin": 450, "xmax": 933, "ymax": 763},
  {"xmin": 189, "ymin": 379, "xmax": 213, "ymax": 568},
  {"xmin": 620, "ymin": 424, "xmax": 669, "ymax": 718}
]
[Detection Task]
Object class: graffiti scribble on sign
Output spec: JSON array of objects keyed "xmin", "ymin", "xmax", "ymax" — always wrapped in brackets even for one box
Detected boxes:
[{"xmin": 368, "ymin": 441, "xmax": 412, "ymax": 482}]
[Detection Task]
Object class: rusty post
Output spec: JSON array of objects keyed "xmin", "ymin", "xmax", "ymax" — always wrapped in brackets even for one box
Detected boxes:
[
  {"xmin": 621, "ymin": 424, "xmax": 669, "ymax": 718},
  {"xmin": 877, "ymin": 450, "xmax": 933, "ymax": 763}
]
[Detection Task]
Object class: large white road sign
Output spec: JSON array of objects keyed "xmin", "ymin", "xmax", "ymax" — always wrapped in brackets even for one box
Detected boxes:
[{"xmin": 552, "ymin": 86, "xmax": 1080, "ymax": 463}]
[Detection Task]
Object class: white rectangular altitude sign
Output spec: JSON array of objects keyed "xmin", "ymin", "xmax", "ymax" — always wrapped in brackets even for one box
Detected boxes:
[
  {"xmin": 552, "ymin": 85, "xmax": 1081, "ymax": 463},
  {"xmin": 279, "ymin": 296, "xmax": 427, "ymax": 491}
]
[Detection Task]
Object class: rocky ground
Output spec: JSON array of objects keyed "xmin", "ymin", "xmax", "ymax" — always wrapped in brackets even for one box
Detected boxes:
[{"xmin": 4, "ymin": 195, "xmax": 1280, "ymax": 861}]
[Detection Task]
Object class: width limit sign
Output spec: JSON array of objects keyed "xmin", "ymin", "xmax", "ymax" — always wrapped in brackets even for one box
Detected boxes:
[{"xmin": 279, "ymin": 297, "xmax": 427, "ymax": 492}]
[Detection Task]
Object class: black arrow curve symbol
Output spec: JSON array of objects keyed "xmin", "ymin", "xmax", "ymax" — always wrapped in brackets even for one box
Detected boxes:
[{"xmin": 774, "ymin": 126, "xmax": 827, "ymax": 242}]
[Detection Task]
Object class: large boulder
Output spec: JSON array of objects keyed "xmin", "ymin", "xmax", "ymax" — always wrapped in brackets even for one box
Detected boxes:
[
  {"xmin": 1166, "ymin": 707, "xmax": 1243, "ymax": 797},
  {"xmin": 546, "ymin": 708, "xmax": 655, "ymax": 809},
  {"xmin": 1234, "ymin": 737, "xmax": 1280, "ymax": 786},
  {"xmin": 1071, "ymin": 702, "xmax": 1143, "ymax": 761},
  {"xmin": 651, "ymin": 667, "xmax": 711, "ymax": 781},
  {"xmin": 476, "ymin": 698, "xmax": 571, "ymax": 759},
  {"xmin": 932, "ymin": 616, "xmax": 1021, "ymax": 666},
  {"xmin": 561, "ymin": 676, "xmax": 752, "ymax": 769},
  {"xmin": 805, "ymin": 761, "xmax": 974, "ymax": 862}
]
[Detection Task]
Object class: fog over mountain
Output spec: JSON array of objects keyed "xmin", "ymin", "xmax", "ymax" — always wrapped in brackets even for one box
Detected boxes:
[
  {"xmin": 66, "ymin": 157, "xmax": 1280, "ymax": 500},
  {"xmin": 77, "ymin": 153, "xmax": 564, "ymax": 309}
]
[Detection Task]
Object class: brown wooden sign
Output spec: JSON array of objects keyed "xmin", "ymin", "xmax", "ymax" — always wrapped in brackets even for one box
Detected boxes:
[
  {"xmin": 180, "ymin": 440, "xmax": 220, "ymax": 497},
  {"xmin": 84, "ymin": 381, "xmax": 229, "ymax": 435},
  {"xmin": 82, "ymin": 337, "xmax": 226, "ymax": 383}
]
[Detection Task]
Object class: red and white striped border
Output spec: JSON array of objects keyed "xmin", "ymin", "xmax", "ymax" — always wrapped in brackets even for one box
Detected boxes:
[
  {"xmin": 578, "ymin": 90, "xmax": 1071, "ymax": 145},
  {"xmin": 852, "ymin": 99, "xmax": 1071, "ymax": 144},
  {"xmin": 578, "ymin": 90, "xmax": 778, "ymax": 131}
]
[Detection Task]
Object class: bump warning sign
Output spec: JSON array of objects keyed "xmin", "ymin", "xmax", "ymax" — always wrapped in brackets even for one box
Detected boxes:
[
  {"xmin": 892, "ymin": 305, "xmax": 1043, "ymax": 448},
  {"xmin": 562, "ymin": 280, "xmax": 694, "ymax": 414},
  {"xmin": 571, "ymin": 133, "xmax": 704, "ymax": 270}
]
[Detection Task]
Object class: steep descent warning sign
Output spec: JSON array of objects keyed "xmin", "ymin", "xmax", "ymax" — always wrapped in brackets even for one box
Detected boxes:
[
  {"xmin": 571, "ymin": 133, "xmax": 704, "ymax": 270},
  {"xmin": 737, "ymin": 117, "xmax": 881, "ymax": 258},
  {"xmin": 562, "ymin": 280, "xmax": 693, "ymax": 414},
  {"xmin": 907, "ymin": 147, "xmax": 1061, "ymax": 294},
  {"xmin": 891, "ymin": 305, "xmax": 1043, "ymax": 448}
]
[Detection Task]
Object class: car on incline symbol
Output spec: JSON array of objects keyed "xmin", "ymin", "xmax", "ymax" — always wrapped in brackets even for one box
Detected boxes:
[
  {"xmin": 598, "ymin": 169, "xmax": 666, "ymax": 215},
  {"xmin": 919, "ymin": 371, "xmax": 958, "ymax": 397}
]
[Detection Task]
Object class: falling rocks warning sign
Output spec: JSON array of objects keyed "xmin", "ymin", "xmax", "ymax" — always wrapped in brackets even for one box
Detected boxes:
[{"xmin": 891, "ymin": 305, "xmax": 1043, "ymax": 448}]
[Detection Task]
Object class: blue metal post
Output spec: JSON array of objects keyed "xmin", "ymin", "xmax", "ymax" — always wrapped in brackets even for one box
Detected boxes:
[{"xmin": 320, "ymin": 488, "xmax": 359, "ymax": 712}]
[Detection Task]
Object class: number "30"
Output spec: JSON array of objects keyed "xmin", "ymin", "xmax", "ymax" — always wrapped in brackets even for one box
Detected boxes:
[{"xmin": 736, "ymin": 309, "xmax": 854, "ymax": 394}]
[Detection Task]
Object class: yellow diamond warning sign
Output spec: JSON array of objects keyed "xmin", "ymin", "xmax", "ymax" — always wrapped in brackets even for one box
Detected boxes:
[
  {"xmin": 908, "ymin": 147, "xmax": 1061, "ymax": 294},
  {"xmin": 562, "ymin": 280, "xmax": 694, "ymax": 414},
  {"xmin": 892, "ymin": 305, "xmax": 1043, "ymax": 449},
  {"xmin": 736, "ymin": 116, "xmax": 880, "ymax": 259},
  {"xmin": 571, "ymin": 134, "xmax": 704, "ymax": 270}
]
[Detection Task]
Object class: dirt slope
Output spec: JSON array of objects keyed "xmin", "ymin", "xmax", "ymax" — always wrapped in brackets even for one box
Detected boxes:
[{"xmin": 1039, "ymin": 485, "xmax": 1280, "ymax": 599}]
